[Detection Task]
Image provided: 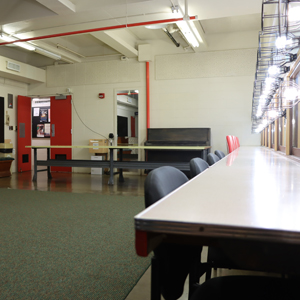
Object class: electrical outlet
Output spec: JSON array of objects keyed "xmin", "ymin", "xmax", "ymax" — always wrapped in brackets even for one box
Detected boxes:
[{"xmin": 9, "ymin": 126, "xmax": 13, "ymax": 130}]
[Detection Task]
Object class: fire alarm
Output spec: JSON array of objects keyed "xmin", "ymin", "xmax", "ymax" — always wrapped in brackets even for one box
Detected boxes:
[{"xmin": 99, "ymin": 93, "xmax": 105, "ymax": 99}]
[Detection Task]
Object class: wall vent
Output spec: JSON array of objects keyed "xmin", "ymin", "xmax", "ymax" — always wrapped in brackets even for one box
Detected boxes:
[{"xmin": 7, "ymin": 61, "xmax": 21, "ymax": 72}]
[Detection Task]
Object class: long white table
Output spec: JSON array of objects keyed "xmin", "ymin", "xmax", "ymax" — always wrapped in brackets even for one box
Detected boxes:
[
  {"xmin": 26, "ymin": 145, "xmax": 211, "ymax": 185},
  {"xmin": 135, "ymin": 147, "xmax": 300, "ymax": 274}
]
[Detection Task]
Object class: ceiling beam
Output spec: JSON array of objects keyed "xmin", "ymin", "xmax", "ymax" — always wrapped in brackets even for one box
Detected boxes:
[
  {"xmin": 91, "ymin": 30, "xmax": 138, "ymax": 58},
  {"xmin": 36, "ymin": 0, "xmax": 76, "ymax": 15}
]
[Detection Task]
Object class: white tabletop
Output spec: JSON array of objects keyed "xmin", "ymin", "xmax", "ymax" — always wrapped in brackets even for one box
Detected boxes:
[
  {"xmin": 26, "ymin": 145, "xmax": 210, "ymax": 150},
  {"xmin": 135, "ymin": 147, "xmax": 300, "ymax": 244}
]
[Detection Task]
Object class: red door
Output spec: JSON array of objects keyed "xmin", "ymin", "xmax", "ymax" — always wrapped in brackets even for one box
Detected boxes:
[
  {"xmin": 17, "ymin": 96, "xmax": 32, "ymax": 172},
  {"xmin": 50, "ymin": 95, "xmax": 72, "ymax": 172}
]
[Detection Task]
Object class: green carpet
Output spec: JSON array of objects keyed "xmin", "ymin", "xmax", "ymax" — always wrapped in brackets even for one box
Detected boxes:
[{"xmin": 0, "ymin": 188, "xmax": 150, "ymax": 300}]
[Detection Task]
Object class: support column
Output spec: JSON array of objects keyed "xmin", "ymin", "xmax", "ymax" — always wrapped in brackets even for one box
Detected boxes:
[
  {"xmin": 286, "ymin": 108, "xmax": 292, "ymax": 155},
  {"xmin": 297, "ymin": 104, "xmax": 300, "ymax": 149},
  {"xmin": 274, "ymin": 118, "xmax": 279, "ymax": 151},
  {"xmin": 268, "ymin": 124, "xmax": 272, "ymax": 148}
]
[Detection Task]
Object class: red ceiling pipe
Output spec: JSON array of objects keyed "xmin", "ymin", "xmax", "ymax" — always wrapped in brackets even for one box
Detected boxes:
[{"xmin": 0, "ymin": 16, "xmax": 197, "ymax": 46}]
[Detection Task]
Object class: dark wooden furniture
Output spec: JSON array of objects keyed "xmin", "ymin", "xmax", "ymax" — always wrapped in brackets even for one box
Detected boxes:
[
  {"xmin": 0, "ymin": 158, "xmax": 14, "ymax": 177},
  {"xmin": 145, "ymin": 128, "xmax": 211, "ymax": 175}
]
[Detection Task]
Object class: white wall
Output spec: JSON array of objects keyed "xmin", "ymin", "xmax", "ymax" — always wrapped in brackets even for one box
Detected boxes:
[
  {"xmin": 150, "ymin": 48, "xmax": 260, "ymax": 154},
  {"xmin": 29, "ymin": 59, "xmax": 146, "ymax": 173},
  {"xmin": 22, "ymin": 29, "xmax": 261, "ymax": 174},
  {"xmin": 0, "ymin": 77, "xmax": 28, "ymax": 173},
  {"xmin": 27, "ymin": 51, "xmax": 260, "ymax": 170},
  {"xmin": 1, "ymin": 42, "xmax": 261, "ymax": 175}
]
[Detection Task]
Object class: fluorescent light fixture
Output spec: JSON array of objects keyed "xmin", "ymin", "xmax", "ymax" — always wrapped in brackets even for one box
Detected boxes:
[
  {"xmin": 256, "ymin": 107, "xmax": 263, "ymax": 117},
  {"xmin": 189, "ymin": 21, "xmax": 203, "ymax": 43},
  {"xmin": 35, "ymin": 47, "xmax": 61, "ymax": 60},
  {"xmin": 288, "ymin": 6, "xmax": 300, "ymax": 22},
  {"xmin": 259, "ymin": 95, "xmax": 266, "ymax": 104},
  {"xmin": 1, "ymin": 32, "xmax": 60, "ymax": 59},
  {"xmin": 0, "ymin": 33, "xmax": 35, "ymax": 51},
  {"xmin": 266, "ymin": 110, "xmax": 280, "ymax": 119},
  {"xmin": 145, "ymin": 24, "xmax": 167, "ymax": 29},
  {"xmin": 0, "ymin": 34, "xmax": 15, "ymax": 42},
  {"xmin": 171, "ymin": 6, "xmax": 202, "ymax": 48},
  {"xmin": 14, "ymin": 42, "xmax": 35, "ymax": 51},
  {"xmin": 268, "ymin": 65, "xmax": 280, "ymax": 76},
  {"xmin": 275, "ymin": 36, "xmax": 293, "ymax": 49},
  {"xmin": 265, "ymin": 77, "xmax": 275, "ymax": 86},
  {"xmin": 283, "ymin": 86, "xmax": 298, "ymax": 101},
  {"xmin": 176, "ymin": 21, "xmax": 200, "ymax": 47}
]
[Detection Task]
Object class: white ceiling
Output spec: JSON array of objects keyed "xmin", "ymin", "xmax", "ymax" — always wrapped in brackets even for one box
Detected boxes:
[{"xmin": 0, "ymin": 0, "xmax": 262, "ymax": 67}]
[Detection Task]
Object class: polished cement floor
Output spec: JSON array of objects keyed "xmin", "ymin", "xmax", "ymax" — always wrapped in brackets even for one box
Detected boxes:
[{"xmin": 0, "ymin": 171, "xmax": 278, "ymax": 300}]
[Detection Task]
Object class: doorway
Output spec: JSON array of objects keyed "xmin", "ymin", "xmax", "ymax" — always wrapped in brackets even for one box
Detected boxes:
[
  {"xmin": 116, "ymin": 90, "xmax": 139, "ymax": 172},
  {"xmin": 29, "ymin": 96, "xmax": 72, "ymax": 172}
]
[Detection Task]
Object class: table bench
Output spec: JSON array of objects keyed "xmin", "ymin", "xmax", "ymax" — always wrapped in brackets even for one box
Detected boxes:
[{"xmin": 26, "ymin": 145, "xmax": 211, "ymax": 185}]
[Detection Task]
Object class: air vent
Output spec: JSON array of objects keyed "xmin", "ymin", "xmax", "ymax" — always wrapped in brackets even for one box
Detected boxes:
[
  {"xmin": 7, "ymin": 61, "xmax": 21, "ymax": 72},
  {"xmin": 55, "ymin": 95, "xmax": 67, "ymax": 100}
]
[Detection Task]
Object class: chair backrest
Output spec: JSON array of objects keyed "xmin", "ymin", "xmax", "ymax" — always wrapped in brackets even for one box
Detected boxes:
[
  {"xmin": 145, "ymin": 166, "xmax": 189, "ymax": 208},
  {"xmin": 232, "ymin": 136, "xmax": 238, "ymax": 150},
  {"xmin": 226, "ymin": 135, "xmax": 235, "ymax": 153},
  {"xmin": 214, "ymin": 150, "xmax": 225, "ymax": 159},
  {"xmin": 144, "ymin": 166, "xmax": 201, "ymax": 300},
  {"xmin": 207, "ymin": 153, "xmax": 220, "ymax": 166},
  {"xmin": 189, "ymin": 157, "xmax": 209, "ymax": 178}
]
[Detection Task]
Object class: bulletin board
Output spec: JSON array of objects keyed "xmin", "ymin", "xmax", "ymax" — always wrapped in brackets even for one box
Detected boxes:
[{"xmin": 32, "ymin": 106, "xmax": 51, "ymax": 138}]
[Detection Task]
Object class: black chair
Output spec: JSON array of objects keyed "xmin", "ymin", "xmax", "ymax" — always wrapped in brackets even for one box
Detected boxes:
[
  {"xmin": 190, "ymin": 275, "xmax": 299, "ymax": 300},
  {"xmin": 189, "ymin": 158, "xmax": 209, "ymax": 178},
  {"xmin": 145, "ymin": 166, "xmax": 204, "ymax": 300},
  {"xmin": 145, "ymin": 166, "xmax": 189, "ymax": 207},
  {"xmin": 207, "ymin": 153, "xmax": 220, "ymax": 166},
  {"xmin": 214, "ymin": 150, "xmax": 225, "ymax": 159},
  {"xmin": 145, "ymin": 167, "xmax": 299, "ymax": 300}
]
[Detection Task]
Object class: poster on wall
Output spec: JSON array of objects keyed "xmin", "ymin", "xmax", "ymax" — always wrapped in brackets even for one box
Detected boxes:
[
  {"xmin": 44, "ymin": 124, "xmax": 50, "ymax": 137},
  {"xmin": 37, "ymin": 124, "xmax": 45, "ymax": 137},
  {"xmin": 33, "ymin": 107, "xmax": 39, "ymax": 117},
  {"xmin": 40, "ymin": 109, "xmax": 48, "ymax": 122},
  {"xmin": 32, "ymin": 98, "xmax": 50, "ymax": 138}
]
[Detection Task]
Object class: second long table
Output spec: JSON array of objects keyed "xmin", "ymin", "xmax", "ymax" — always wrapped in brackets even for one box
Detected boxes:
[{"xmin": 26, "ymin": 145, "xmax": 211, "ymax": 185}]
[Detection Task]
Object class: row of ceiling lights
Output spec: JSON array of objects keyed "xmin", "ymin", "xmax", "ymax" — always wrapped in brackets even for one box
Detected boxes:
[
  {"xmin": 0, "ymin": 32, "xmax": 62, "ymax": 60},
  {"xmin": 252, "ymin": 0, "xmax": 300, "ymax": 133},
  {"xmin": 0, "ymin": 2, "xmax": 202, "ymax": 64}
]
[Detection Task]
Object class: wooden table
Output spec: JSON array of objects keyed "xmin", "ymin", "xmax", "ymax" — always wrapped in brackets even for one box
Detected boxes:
[
  {"xmin": 135, "ymin": 147, "xmax": 300, "ymax": 274},
  {"xmin": 26, "ymin": 145, "xmax": 211, "ymax": 185}
]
